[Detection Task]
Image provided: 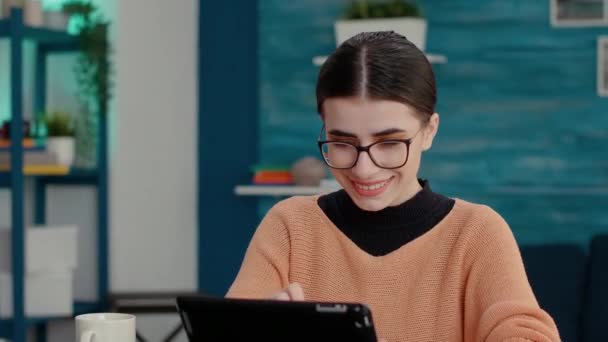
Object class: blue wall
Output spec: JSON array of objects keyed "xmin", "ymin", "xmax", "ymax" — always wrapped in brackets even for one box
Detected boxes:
[
  {"xmin": 198, "ymin": 0, "xmax": 259, "ymax": 296},
  {"xmin": 258, "ymin": 0, "xmax": 608, "ymax": 245}
]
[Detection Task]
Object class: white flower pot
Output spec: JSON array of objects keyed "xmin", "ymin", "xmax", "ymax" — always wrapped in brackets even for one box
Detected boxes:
[
  {"xmin": 47, "ymin": 137, "xmax": 75, "ymax": 166},
  {"xmin": 43, "ymin": 10, "xmax": 69, "ymax": 31},
  {"xmin": 334, "ymin": 17, "xmax": 427, "ymax": 51}
]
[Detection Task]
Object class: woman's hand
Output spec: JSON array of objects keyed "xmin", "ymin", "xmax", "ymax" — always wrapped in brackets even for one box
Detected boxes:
[{"xmin": 269, "ymin": 282, "xmax": 305, "ymax": 301}]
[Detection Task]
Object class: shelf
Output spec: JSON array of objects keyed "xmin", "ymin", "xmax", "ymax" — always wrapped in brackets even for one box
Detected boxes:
[
  {"xmin": 0, "ymin": 18, "xmax": 77, "ymax": 44},
  {"xmin": 598, "ymin": 36, "xmax": 608, "ymax": 97},
  {"xmin": 312, "ymin": 53, "xmax": 447, "ymax": 66},
  {"xmin": 0, "ymin": 8, "xmax": 109, "ymax": 342},
  {"xmin": 0, "ymin": 173, "xmax": 7, "ymax": 188},
  {"xmin": 550, "ymin": 0, "xmax": 608, "ymax": 28},
  {"xmin": 24, "ymin": 26, "xmax": 77, "ymax": 45},
  {"xmin": 0, "ymin": 19, "xmax": 8, "ymax": 36},
  {"xmin": 0, "ymin": 168, "xmax": 99, "ymax": 188},
  {"xmin": 234, "ymin": 184, "xmax": 337, "ymax": 196},
  {"xmin": 37, "ymin": 169, "xmax": 99, "ymax": 185},
  {"xmin": 0, "ymin": 301, "xmax": 103, "ymax": 337},
  {"xmin": 0, "ymin": 164, "xmax": 70, "ymax": 176},
  {"xmin": 0, "ymin": 17, "xmax": 79, "ymax": 53}
]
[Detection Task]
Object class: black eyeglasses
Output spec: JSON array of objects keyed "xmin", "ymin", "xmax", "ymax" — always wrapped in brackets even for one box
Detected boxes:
[{"xmin": 317, "ymin": 127, "xmax": 422, "ymax": 170}]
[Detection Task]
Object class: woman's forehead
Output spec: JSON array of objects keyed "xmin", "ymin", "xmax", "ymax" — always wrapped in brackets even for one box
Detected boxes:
[{"xmin": 323, "ymin": 97, "xmax": 421, "ymax": 134}]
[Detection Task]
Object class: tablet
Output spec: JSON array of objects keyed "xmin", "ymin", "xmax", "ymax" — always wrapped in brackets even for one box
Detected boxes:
[{"xmin": 176, "ymin": 295, "xmax": 378, "ymax": 342}]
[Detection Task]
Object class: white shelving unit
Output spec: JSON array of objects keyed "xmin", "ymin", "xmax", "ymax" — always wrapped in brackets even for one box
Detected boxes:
[
  {"xmin": 234, "ymin": 185, "xmax": 335, "ymax": 196},
  {"xmin": 551, "ymin": 0, "xmax": 608, "ymax": 27},
  {"xmin": 598, "ymin": 36, "xmax": 608, "ymax": 96},
  {"xmin": 312, "ymin": 53, "xmax": 447, "ymax": 66}
]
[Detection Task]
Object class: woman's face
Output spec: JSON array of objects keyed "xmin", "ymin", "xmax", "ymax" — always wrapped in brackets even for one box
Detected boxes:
[{"xmin": 322, "ymin": 96, "xmax": 439, "ymax": 211}]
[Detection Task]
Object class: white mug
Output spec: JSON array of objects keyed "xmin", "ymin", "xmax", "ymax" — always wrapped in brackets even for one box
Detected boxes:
[{"xmin": 76, "ymin": 313, "xmax": 136, "ymax": 342}]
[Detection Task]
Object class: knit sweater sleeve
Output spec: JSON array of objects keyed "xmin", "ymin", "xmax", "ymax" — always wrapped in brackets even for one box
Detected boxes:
[
  {"xmin": 226, "ymin": 205, "xmax": 291, "ymax": 299},
  {"xmin": 463, "ymin": 207, "xmax": 561, "ymax": 342}
]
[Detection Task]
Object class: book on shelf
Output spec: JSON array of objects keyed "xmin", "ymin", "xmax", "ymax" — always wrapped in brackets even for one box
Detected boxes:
[
  {"xmin": 0, "ymin": 164, "xmax": 69, "ymax": 175},
  {"xmin": 253, "ymin": 171, "xmax": 293, "ymax": 184},
  {"xmin": 253, "ymin": 181, "xmax": 295, "ymax": 185},
  {"xmin": 250, "ymin": 163, "xmax": 294, "ymax": 185},
  {"xmin": 0, "ymin": 146, "xmax": 45, "ymax": 152},
  {"xmin": 0, "ymin": 138, "xmax": 45, "ymax": 149},
  {"xmin": 0, "ymin": 150, "xmax": 58, "ymax": 165}
]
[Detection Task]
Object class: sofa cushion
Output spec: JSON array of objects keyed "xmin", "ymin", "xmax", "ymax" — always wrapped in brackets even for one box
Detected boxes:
[
  {"xmin": 520, "ymin": 244, "xmax": 587, "ymax": 342},
  {"xmin": 581, "ymin": 235, "xmax": 608, "ymax": 342}
]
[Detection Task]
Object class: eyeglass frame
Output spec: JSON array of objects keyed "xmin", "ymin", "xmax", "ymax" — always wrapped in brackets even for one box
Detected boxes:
[{"xmin": 316, "ymin": 125, "xmax": 424, "ymax": 170}]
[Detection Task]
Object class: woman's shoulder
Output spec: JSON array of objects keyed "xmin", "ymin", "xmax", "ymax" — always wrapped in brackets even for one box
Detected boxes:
[
  {"xmin": 448, "ymin": 199, "xmax": 525, "ymax": 272},
  {"xmin": 272, "ymin": 194, "xmax": 322, "ymax": 209},
  {"xmin": 266, "ymin": 194, "xmax": 326, "ymax": 221},
  {"xmin": 448, "ymin": 198, "xmax": 512, "ymax": 239},
  {"xmin": 451, "ymin": 198, "xmax": 502, "ymax": 220},
  {"xmin": 258, "ymin": 195, "xmax": 332, "ymax": 242}
]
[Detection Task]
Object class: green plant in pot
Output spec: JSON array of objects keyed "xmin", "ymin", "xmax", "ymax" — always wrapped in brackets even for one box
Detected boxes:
[
  {"xmin": 335, "ymin": 0, "xmax": 427, "ymax": 50},
  {"xmin": 44, "ymin": 111, "xmax": 75, "ymax": 166},
  {"xmin": 62, "ymin": 1, "xmax": 112, "ymax": 168}
]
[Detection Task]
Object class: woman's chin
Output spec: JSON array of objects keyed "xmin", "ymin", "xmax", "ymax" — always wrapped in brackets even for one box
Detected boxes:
[{"xmin": 348, "ymin": 192, "xmax": 391, "ymax": 212}]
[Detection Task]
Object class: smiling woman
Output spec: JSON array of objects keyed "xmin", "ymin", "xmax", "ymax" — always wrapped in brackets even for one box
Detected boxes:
[
  {"xmin": 319, "ymin": 96, "xmax": 434, "ymax": 211},
  {"xmin": 227, "ymin": 31, "xmax": 561, "ymax": 342}
]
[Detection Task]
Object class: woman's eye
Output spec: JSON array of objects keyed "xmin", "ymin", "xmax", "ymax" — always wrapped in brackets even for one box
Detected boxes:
[{"xmin": 375, "ymin": 141, "xmax": 405, "ymax": 151}]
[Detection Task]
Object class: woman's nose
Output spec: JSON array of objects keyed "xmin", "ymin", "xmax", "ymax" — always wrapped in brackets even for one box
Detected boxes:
[{"xmin": 349, "ymin": 150, "xmax": 379, "ymax": 178}]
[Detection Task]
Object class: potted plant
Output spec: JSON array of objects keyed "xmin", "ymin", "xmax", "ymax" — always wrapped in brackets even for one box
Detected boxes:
[
  {"xmin": 335, "ymin": 0, "xmax": 427, "ymax": 51},
  {"xmin": 61, "ymin": 1, "xmax": 112, "ymax": 168},
  {"xmin": 62, "ymin": 1, "xmax": 112, "ymax": 110},
  {"xmin": 44, "ymin": 111, "xmax": 75, "ymax": 166}
]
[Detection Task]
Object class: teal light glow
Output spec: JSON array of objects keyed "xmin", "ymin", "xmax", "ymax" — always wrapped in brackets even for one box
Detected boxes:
[
  {"xmin": 41, "ymin": 0, "xmax": 68, "ymax": 11},
  {"xmin": 0, "ymin": 41, "xmax": 9, "ymax": 124},
  {"xmin": 2, "ymin": 0, "xmax": 115, "ymax": 153},
  {"xmin": 1, "ymin": 1, "xmax": 82, "ymax": 124},
  {"xmin": 41, "ymin": 0, "xmax": 83, "ymax": 34}
]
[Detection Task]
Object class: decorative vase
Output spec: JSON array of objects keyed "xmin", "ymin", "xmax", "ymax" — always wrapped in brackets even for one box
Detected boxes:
[
  {"xmin": 47, "ymin": 137, "xmax": 74, "ymax": 166},
  {"xmin": 334, "ymin": 17, "xmax": 427, "ymax": 51},
  {"xmin": 291, "ymin": 157, "xmax": 327, "ymax": 186},
  {"xmin": 73, "ymin": 105, "xmax": 98, "ymax": 170}
]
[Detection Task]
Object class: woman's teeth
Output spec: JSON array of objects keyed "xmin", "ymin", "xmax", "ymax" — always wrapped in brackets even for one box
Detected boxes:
[{"xmin": 355, "ymin": 181, "xmax": 388, "ymax": 190}]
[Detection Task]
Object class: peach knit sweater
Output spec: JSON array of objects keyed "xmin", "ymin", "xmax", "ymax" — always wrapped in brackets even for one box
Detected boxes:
[{"xmin": 227, "ymin": 195, "xmax": 560, "ymax": 342}]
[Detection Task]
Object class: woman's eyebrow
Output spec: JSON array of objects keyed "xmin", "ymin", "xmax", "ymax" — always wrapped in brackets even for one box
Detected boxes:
[
  {"xmin": 372, "ymin": 128, "xmax": 407, "ymax": 137},
  {"xmin": 328, "ymin": 128, "xmax": 408, "ymax": 139},
  {"xmin": 327, "ymin": 129, "xmax": 358, "ymax": 138}
]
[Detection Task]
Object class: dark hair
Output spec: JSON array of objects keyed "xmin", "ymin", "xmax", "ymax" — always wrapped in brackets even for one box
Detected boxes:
[{"xmin": 316, "ymin": 31, "xmax": 436, "ymax": 121}]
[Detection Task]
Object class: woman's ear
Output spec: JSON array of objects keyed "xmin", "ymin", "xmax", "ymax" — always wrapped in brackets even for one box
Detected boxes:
[{"xmin": 421, "ymin": 113, "xmax": 439, "ymax": 151}]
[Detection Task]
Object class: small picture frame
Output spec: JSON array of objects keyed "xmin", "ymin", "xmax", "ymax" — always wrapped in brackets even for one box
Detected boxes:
[
  {"xmin": 551, "ymin": 0, "xmax": 608, "ymax": 27},
  {"xmin": 597, "ymin": 36, "xmax": 608, "ymax": 96}
]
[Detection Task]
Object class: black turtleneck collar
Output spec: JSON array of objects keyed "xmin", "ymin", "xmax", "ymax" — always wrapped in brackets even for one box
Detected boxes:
[{"xmin": 317, "ymin": 179, "xmax": 455, "ymax": 256}]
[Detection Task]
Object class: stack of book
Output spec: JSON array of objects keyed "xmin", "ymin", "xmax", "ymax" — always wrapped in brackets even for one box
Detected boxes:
[
  {"xmin": 0, "ymin": 139, "xmax": 68, "ymax": 174},
  {"xmin": 252, "ymin": 164, "xmax": 293, "ymax": 185},
  {"xmin": 0, "ymin": 138, "xmax": 42, "ymax": 149}
]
